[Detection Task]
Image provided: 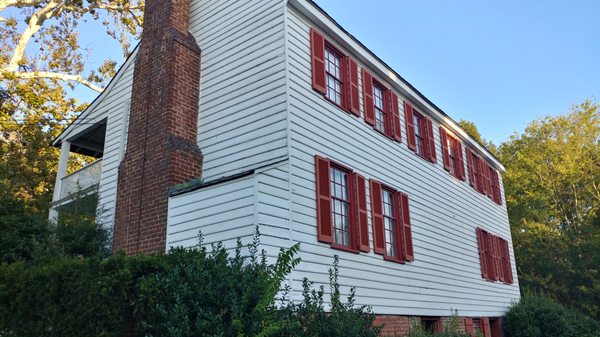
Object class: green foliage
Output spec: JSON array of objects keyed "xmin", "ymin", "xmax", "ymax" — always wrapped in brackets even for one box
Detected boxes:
[
  {"xmin": 457, "ymin": 119, "xmax": 498, "ymax": 155},
  {"xmin": 1, "ymin": 230, "xmax": 380, "ymax": 337},
  {"xmin": 271, "ymin": 255, "xmax": 381, "ymax": 337},
  {"xmin": 0, "ymin": 194, "xmax": 110, "ymax": 264},
  {"xmin": 0, "ymin": 253, "xmax": 165, "ymax": 337},
  {"xmin": 499, "ymin": 100, "xmax": 600, "ymax": 321},
  {"xmin": 134, "ymin": 231, "xmax": 302, "ymax": 337},
  {"xmin": 504, "ymin": 294, "xmax": 600, "ymax": 337},
  {"xmin": 407, "ymin": 310, "xmax": 472, "ymax": 337}
]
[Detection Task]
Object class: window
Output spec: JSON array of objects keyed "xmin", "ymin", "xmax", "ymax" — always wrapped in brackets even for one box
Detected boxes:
[
  {"xmin": 467, "ymin": 148, "xmax": 503, "ymax": 205},
  {"xmin": 310, "ymin": 28, "xmax": 360, "ymax": 115},
  {"xmin": 330, "ymin": 165, "xmax": 351, "ymax": 246},
  {"xmin": 373, "ymin": 82, "xmax": 386, "ymax": 133},
  {"xmin": 370, "ymin": 179, "xmax": 414, "ymax": 262},
  {"xmin": 422, "ymin": 318, "xmax": 442, "ymax": 333},
  {"xmin": 405, "ymin": 101, "xmax": 436, "ymax": 162},
  {"xmin": 382, "ymin": 188, "xmax": 398, "ymax": 258},
  {"xmin": 413, "ymin": 110, "xmax": 426, "ymax": 157},
  {"xmin": 314, "ymin": 156, "xmax": 369, "ymax": 253},
  {"xmin": 476, "ymin": 227, "xmax": 514, "ymax": 284},
  {"xmin": 325, "ymin": 45, "xmax": 344, "ymax": 107}
]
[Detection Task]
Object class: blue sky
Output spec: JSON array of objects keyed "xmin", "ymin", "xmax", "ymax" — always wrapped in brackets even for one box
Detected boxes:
[
  {"xmin": 73, "ymin": 0, "xmax": 600, "ymax": 144},
  {"xmin": 312, "ymin": 0, "xmax": 600, "ymax": 144}
]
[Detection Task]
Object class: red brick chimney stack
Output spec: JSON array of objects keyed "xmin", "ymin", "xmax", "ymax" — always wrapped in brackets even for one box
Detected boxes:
[{"xmin": 112, "ymin": 0, "xmax": 203, "ymax": 255}]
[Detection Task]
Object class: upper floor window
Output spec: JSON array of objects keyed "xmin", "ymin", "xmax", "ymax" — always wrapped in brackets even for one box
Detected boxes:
[
  {"xmin": 467, "ymin": 149, "xmax": 502, "ymax": 205},
  {"xmin": 325, "ymin": 45, "xmax": 344, "ymax": 107},
  {"xmin": 405, "ymin": 101, "xmax": 436, "ymax": 163},
  {"xmin": 373, "ymin": 82, "xmax": 387, "ymax": 133},
  {"xmin": 440, "ymin": 127, "xmax": 466, "ymax": 181},
  {"xmin": 310, "ymin": 28, "xmax": 360, "ymax": 115},
  {"xmin": 413, "ymin": 110, "xmax": 426, "ymax": 157},
  {"xmin": 314, "ymin": 156, "xmax": 369, "ymax": 253}
]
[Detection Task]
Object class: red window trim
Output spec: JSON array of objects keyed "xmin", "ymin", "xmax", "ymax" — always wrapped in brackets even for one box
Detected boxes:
[
  {"xmin": 323, "ymin": 42, "xmax": 347, "ymax": 110},
  {"xmin": 476, "ymin": 227, "xmax": 514, "ymax": 284},
  {"xmin": 380, "ymin": 184, "xmax": 405, "ymax": 264},
  {"xmin": 310, "ymin": 28, "xmax": 359, "ymax": 116},
  {"xmin": 370, "ymin": 179, "xmax": 414, "ymax": 264},
  {"xmin": 371, "ymin": 78, "xmax": 395, "ymax": 140},
  {"xmin": 406, "ymin": 104, "xmax": 436, "ymax": 163},
  {"xmin": 467, "ymin": 148, "xmax": 503, "ymax": 205},
  {"xmin": 329, "ymin": 161, "xmax": 360, "ymax": 253}
]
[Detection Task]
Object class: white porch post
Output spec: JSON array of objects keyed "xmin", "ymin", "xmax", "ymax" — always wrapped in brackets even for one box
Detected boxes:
[{"xmin": 49, "ymin": 141, "xmax": 70, "ymax": 221}]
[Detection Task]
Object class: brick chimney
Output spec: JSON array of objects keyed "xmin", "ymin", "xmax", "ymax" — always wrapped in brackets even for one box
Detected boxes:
[{"xmin": 113, "ymin": 0, "xmax": 203, "ymax": 255}]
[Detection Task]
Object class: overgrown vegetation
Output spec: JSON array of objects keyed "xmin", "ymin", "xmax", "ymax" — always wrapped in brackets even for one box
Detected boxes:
[
  {"xmin": 407, "ymin": 310, "xmax": 473, "ymax": 337},
  {"xmin": 504, "ymin": 294, "xmax": 600, "ymax": 337},
  {"xmin": 0, "ymin": 230, "xmax": 381, "ymax": 337},
  {"xmin": 0, "ymin": 195, "xmax": 110, "ymax": 264}
]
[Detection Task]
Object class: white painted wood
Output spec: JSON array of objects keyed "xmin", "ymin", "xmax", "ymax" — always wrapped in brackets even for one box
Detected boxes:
[
  {"xmin": 51, "ymin": 0, "xmax": 521, "ymax": 319},
  {"xmin": 283, "ymin": 4, "xmax": 519, "ymax": 317}
]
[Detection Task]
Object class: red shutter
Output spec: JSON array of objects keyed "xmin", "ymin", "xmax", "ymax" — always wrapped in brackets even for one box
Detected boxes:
[
  {"xmin": 481, "ymin": 317, "xmax": 492, "ymax": 337},
  {"xmin": 440, "ymin": 127, "xmax": 451, "ymax": 171},
  {"xmin": 426, "ymin": 118, "xmax": 436, "ymax": 163},
  {"xmin": 391, "ymin": 92, "xmax": 402, "ymax": 142},
  {"xmin": 457, "ymin": 141, "xmax": 466, "ymax": 181},
  {"xmin": 464, "ymin": 318, "xmax": 475, "ymax": 337},
  {"xmin": 476, "ymin": 228, "xmax": 488, "ymax": 279},
  {"xmin": 399, "ymin": 192, "xmax": 414, "ymax": 261},
  {"xmin": 315, "ymin": 155, "xmax": 332, "ymax": 243},
  {"xmin": 477, "ymin": 157, "xmax": 486, "ymax": 194},
  {"xmin": 502, "ymin": 238, "xmax": 513, "ymax": 284},
  {"xmin": 355, "ymin": 173, "xmax": 369, "ymax": 252},
  {"xmin": 494, "ymin": 236, "xmax": 504, "ymax": 282},
  {"xmin": 370, "ymin": 179, "xmax": 385, "ymax": 254},
  {"xmin": 310, "ymin": 28, "xmax": 326, "ymax": 94},
  {"xmin": 484, "ymin": 232, "xmax": 496, "ymax": 281},
  {"xmin": 404, "ymin": 101, "xmax": 416, "ymax": 151},
  {"xmin": 384, "ymin": 90, "xmax": 395, "ymax": 138},
  {"xmin": 362, "ymin": 69, "xmax": 375, "ymax": 126},
  {"xmin": 467, "ymin": 149, "xmax": 476, "ymax": 188},
  {"xmin": 494, "ymin": 171, "xmax": 502, "ymax": 205},
  {"xmin": 436, "ymin": 319, "xmax": 443, "ymax": 333},
  {"xmin": 347, "ymin": 58, "xmax": 360, "ymax": 116}
]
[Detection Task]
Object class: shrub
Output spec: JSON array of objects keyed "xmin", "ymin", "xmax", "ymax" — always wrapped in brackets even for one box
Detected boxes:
[
  {"xmin": 407, "ymin": 310, "xmax": 473, "ymax": 337},
  {"xmin": 0, "ymin": 230, "xmax": 382, "ymax": 337},
  {"xmin": 271, "ymin": 255, "xmax": 381, "ymax": 337},
  {"xmin": 504, "ymin": 294, "xmax": 600, "ymax": 337}
]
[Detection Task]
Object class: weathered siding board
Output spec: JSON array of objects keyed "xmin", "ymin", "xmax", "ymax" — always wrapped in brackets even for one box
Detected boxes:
[
  {"xmin": 167, "ymin": 176, "xmax": 256, "ymax": 250},
  {"xmin": 190, "ymin": 0, "xmax": 289, "ymax": 180},
  {"xmin": 285, "ymin": 6, "xmax": 518, "ymax": 317}
]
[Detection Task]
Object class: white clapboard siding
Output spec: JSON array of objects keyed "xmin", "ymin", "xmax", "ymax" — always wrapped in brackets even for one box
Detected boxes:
[
  {"xmin": 167, "ymin": 175, "xmax": 256, "ymax": 250},
  {"xmin": 94, "ymin": 54, "xmax": 136, "ymax": 232},
  {"xmin": 166, "ymin": 163, "xmax": 291, "ymax": 259},
  {"xmin": 284, "ymin": 5, "xmax": 519, "ymax": 317},
  {"xmin": 190, "ymin": 0, "xmax": 289, "ymax": 180},
  {"xmin": 67, "ymin": 0, "xmax": 290, "ymax": 231}
]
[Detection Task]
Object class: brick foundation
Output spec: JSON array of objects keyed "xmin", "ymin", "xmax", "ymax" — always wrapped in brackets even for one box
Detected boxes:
[{"xmin": 113, "ymin": 0, "xmax": 203, "ymax": 255}]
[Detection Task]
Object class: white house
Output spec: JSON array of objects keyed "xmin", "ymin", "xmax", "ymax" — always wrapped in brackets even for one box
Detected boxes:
[{"xmin": 50, "ymin": 0, "xmax": 519, "ymax": 335}]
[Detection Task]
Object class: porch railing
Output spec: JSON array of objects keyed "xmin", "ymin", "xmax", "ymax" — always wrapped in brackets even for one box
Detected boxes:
[{"xmin": 60, "ymin": 159, "xmax": 102, "ymax": 199}]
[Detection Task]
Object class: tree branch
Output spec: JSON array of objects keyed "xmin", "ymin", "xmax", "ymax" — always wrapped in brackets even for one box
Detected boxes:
[
  {"xmin": 5, "ymin": 0, "xmax": 60, "ymax": 72},
  {"xmin": 9, "ymin": 71, "xmax": 103, "ymax": 93}
]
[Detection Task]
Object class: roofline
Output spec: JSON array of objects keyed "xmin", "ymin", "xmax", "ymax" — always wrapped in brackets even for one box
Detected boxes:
[
  {"xmin": 293, "ymin": 0, "xmax": 505, "ymax": 171},
  {"xmin": 52, "ymin": 43, "xmax": 140, "ymax": 147}
]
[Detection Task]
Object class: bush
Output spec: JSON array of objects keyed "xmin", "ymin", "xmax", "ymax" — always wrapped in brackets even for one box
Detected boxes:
[
  {"xmin": 504, "ymin": 294, "xmax": 600, "ymax": 337},
  {"xmin": 271, "ymin": 255, "xmax": 381, "ymax": 337},
  {"xmin": 407, "ymin": 310, "xmax": 473, "ymax": 337},
  {"xmin": 0, "ymin": 230, "xmax": 381, "ymax": 337}
]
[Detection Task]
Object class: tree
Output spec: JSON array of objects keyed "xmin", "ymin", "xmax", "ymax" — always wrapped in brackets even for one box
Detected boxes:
[
  {"xmin": 457, "ymin": 119, "xmax": 498, "ymax": 155},
  {"xmin": 0, "ymin": 0, "xmax": 144, "ymax": 211},
  {"xmin": 499, "ymin": 100, "xmax": 600, "ymax": 320}
]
